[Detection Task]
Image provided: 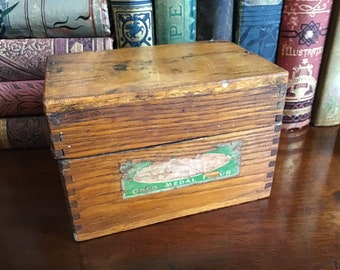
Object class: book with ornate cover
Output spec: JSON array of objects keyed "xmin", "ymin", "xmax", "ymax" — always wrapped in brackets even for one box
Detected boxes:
[
  {"xmin": 276, "ymin": 0, "xmax": 334, "ymax": 129},
  {"xmin": 312, "ymin": 2, "xmax": 340, "ymax": 126},
  {"xmin": 196, "ymin": 0, "xmax": 233, "ymax": 41},
  {"xmin": 0, "ymin": 115, "xmax": 49, "ymax": 149},
  {"xmin": 0, "ymin": 80, "xmax": 44, "ymax": 118},
  {"xmin": 233, "ymin": 0, "xmax": 283, "ymax": 62},
  {"xmin": 0, "ymin": 37, "xmax": 114, "ymax": 82},
  {"xmin": 108, "ymin": 0, "xmax": 154, "ymax": 48},
  {"xmin": 0, "ymin": 0, "xmax": 111, "ymax": 38},
  {"xmin": 154, "ymin": 0, "xmax": 196, "ymax": 44}
]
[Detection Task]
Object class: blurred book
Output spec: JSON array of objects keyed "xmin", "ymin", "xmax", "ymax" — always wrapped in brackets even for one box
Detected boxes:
[
  {"xmin": 0, "ymin": 0, "xmax": 111, "ymax": 38},
  {"xmin": 233, "ymin": 0, "xmax": 283, "ymax": 62},
  {"xmin": 0, "ymin": 37, "xmax": 114, "ymax": 82},
  {"xmin": 275, "ymin": 0, "xmax": 334, "ymax": 129},
  {"xmin": 312, "ymin": 2, "xmax": 340, "ymax": 127},
  {"xmin": 108, "ymin": 0, "xmax": 154, "ymax": 48},
  {"xmin": 154, "ymin": 0, "xmax": 196, "ymax": 44},
  {"xmin": 0, "ymin": 115, "xmax": 50, "ymax": 149},
  {"xmin": 0, "ymin": 80, "xmax": 44, "ymax": 118},
  {"xmin": 196, "ymin": 0, "xmax": 233, "ymax": 41}
]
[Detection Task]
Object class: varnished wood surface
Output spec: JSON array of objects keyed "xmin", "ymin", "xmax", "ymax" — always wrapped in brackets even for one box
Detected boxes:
[{"xmin": 0, "ymin": 125, "xmax": 339, "ymax": 269}]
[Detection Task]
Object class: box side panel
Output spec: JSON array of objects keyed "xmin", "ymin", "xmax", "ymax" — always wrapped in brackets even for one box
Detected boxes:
[
  {"xmin": 59, "ymin": 125, "xmax": 281, "ymax": 241},
  {"xmin": 47, "ymin": 77, "xmax": 287, "ymax": 158}
]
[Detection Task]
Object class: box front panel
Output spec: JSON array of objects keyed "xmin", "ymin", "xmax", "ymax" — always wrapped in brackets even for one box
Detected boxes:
[{"xmin": 59, "ymin": 125, "xmax": 280, "ymax": 241}]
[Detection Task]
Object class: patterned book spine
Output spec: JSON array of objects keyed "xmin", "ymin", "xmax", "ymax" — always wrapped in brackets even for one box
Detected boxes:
[
  {"xmin": 312, "ymin": 2, "xmax": 340, "ymax": 126},
  {"xmin": 0, "ymin": 115, "xmax": 50, "ymax": 149},
  {"xmin": 0, "ymin": 37, "xmax": 114, "ymax": 82},
  {"xmin": 233, "ymin": 0, "xmax": 283, "ymax": 62},
  {"xmin": 196, "ymin": 0, "xmax": 233, "ymax": 41},
  {"xmin": 108, "ymin": 0, "xmax": 154, "ymax": 48},
  {"xmin": 0, "ymin": 0, "xmax": 111, "ymax": 38},
  {"xmin": 276, "ymin": 0, "xmax": 333, "ymax": 129},
  {"xmin": 0, "ymin": 80, "xmax": 44, "ymax": 117},
  {"xmin": 154, "ymin": 0, "xmax": 196, "ymax": 44}
]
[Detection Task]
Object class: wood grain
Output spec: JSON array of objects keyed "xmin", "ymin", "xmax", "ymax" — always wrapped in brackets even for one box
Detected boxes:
[
  {"xmin": 44, "ymin": 41, "xmax": 288, "ymax": 158},
  {"xmin": 60, "ymin": 125, "xmax": 280, "ymax": 241},
  {"xmin": 43, "ymin": 41, "xmax": 289, "ymax": 240}
]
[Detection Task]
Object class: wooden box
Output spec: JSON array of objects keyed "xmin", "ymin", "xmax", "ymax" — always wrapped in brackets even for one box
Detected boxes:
[{"xmin": 44, "ymin": 41, "xmax": 288, "ymax": 241}]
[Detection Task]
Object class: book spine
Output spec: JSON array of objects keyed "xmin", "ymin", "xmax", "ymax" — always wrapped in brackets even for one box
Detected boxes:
[
  {"xmin": 233, "ymin": 0, "xmax": 283, "ymax": 62},
  {"xmin": 0, "ymin": 80, "xmax": 44, "ymax": 118},
  {"xmin": 0, "ymin": 115, "xmax": 50, "ymax": 149},
  {"xmin": 154, "ymin": 0, "xmax": 196, "ymax": 44},
  {"xmin": 0, "ymin": 37, "xmax": 114, "ymax": 82},
  {"xmin": 196, "ymin": 0, "xmax": 234, "ymax": 41},
  {"xmin": 312, "ymin": 2, "xmax": 340, "ymax": 126},
  {"xmin": 108, "ymin": 0, "xmax": 154, "ymax": 48},
  {"xmin": 0, "ymin": 0, "xmax": 111, "ymax": 38},
  {"xmin": 276, "ymin": 0, "xmax": 334, "ymax": 129}
]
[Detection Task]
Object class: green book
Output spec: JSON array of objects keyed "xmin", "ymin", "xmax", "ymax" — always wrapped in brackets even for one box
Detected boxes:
[
  {"xmin": 154, "ymin": 0, "xmax": 196, "ymax": 44},
  {"xmin": 0, "ymin": 0, "xmax": 111, "ymax": 38},
  {"xmin": 312, "ymin": 3, "xmax": 340, "ymax": 126}
]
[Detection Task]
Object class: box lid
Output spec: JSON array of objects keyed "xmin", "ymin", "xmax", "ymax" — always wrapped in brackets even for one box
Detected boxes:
[{"xmin": 44, "ymin": 41, "xmax": 288, "ymax": 159}]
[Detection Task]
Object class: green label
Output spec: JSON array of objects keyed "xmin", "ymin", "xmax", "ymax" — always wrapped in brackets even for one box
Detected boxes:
[{"xmin": 120, "ymin": 140, "xmax": 242, "ymax": 199}]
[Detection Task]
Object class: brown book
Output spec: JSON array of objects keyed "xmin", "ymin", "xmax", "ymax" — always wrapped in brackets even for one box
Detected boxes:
[
  {"xmin": 0, "ymin": 37, "xmax": 113, "ymax": 82},
  {"xmin": 0, "ymin": 115, "xmax": 50, "ymax": 149},
  {"xmin": 312, "ymin": 2, "xmax": 340, "ymax": 126},
  {"xmin": 0, "ymin": 80, "xmax": 44, "ymax": 118},
  {"xmin": 275, "ymin": 0, "xmax": 334, "ymax": 129}
]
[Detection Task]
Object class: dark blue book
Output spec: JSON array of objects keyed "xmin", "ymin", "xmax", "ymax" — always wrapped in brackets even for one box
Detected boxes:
[
  {"xmin": 196, "ymin": 0, "xmax": 234, "ymax": 41},
  {"xmin": 234, "ymin": 0, "xmax": 283, "ymax": 62},
  {"xmin": 108, "ymin": 0, "xmax": 154, "ymax": 48}
]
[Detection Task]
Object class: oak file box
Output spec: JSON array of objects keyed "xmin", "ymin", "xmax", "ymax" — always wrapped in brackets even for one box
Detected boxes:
[{"xmin": 44, "ymin": 41, "xmax": 288, "ymax": 241}]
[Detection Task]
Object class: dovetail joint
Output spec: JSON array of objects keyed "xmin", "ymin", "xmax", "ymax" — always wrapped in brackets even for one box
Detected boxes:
[
  {"xmin": 265, "ymin": 182, "xmax": 272, "ymax": 189},
  {"xmin": 267, "ymin": 171, "xmax": 274, "ymax": 178}
]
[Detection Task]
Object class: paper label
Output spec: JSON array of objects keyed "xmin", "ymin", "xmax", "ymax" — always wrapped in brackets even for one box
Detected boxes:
[{"xmin": 120, "ymin": 140, "xmax": 242, "ymax": 199}]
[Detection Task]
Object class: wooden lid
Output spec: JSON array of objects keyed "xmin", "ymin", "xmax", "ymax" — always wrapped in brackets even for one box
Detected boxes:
[{"xmin": 44, "ymin": 41, "xmax": 286, "ymax": 111}]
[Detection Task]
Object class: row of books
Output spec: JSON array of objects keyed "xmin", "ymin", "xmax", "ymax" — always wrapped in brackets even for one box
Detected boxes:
[{"xmin": 1, "ymin": 0, "xmax": 339, "ymax": 150}]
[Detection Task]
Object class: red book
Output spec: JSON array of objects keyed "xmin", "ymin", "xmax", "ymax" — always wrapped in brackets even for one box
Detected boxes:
[
  {"xmin": 0, "ymin": 80, "xmax": 44, "ymax": 118},
  {"xmin": 0, "ymin": 37, "xmax": 113, "ymax": 82},
  {"xmin": 0, "ymin": 115, "xmax": 50, "ymax": 149},
  {"xmin": 276, "ymin": 0, "xmax": 334, "ymax": 129}
]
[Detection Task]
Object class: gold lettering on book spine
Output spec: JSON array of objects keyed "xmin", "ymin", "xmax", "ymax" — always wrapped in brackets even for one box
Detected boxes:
[{"xmin": 0, "ymin": 119, "xmax": 10, "ymax": 149}]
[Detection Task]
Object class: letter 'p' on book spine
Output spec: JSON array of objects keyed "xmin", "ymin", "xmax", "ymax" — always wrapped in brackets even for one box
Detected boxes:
[{"xmin": 154, "ymin": 0, "xmax": 197, "ymax": 44}]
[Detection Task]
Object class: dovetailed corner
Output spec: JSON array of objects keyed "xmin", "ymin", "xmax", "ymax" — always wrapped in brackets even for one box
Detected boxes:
[
  {"xmin": 67, "ymin": 188, "xmax": 76, "ymax": 196},
  {"xmin": 277, "ymin": 101, "xmax": 284, "ymax": 110},
  {"xmin": 50, "ymin": 132, "xmax": 63, "ymax": 143},
  {"xmin": 278, "ymin": 84, "xmax": 287, "ymax": 97},
  {"xmin": 274, "ymin": 124, "xmax": 281, "ymax": 132},
  {"xmin": 70, "ymin": 201, "xmax": 78, "ymax": 208},
  {"xmin": 267, "ymin": 172, "xmax": 274, "ymax": 178},
  {"xmin": 270, "ymin": 149, "xmax": 277, "ymax": 156},
  {"xmin": 272, "ymin": 137, "xmax": 280, "ymax": 145},
  {"xmin": 275, "ymin": 115, "xmax": 283, "ymax": 123},
  {"xmin": 54, "ymin": 149, "xmax": 65, "ymax": 159},
  {"xmin": 64, "ymin": 175, "xmax": 74, "ymax": 184},
  {"xmin": 72, "ymin": 213, "xmax": 81, "ymax": 220},
  {"xmin": 265, "ymin": 182, "xmax": 272, "ymax": 189}
]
